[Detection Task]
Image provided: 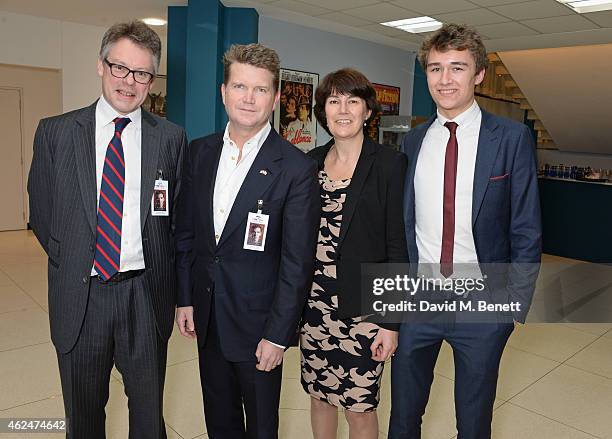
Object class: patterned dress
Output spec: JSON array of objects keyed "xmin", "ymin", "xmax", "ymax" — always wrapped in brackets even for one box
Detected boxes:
[{"xmin": 300, "ymin": 170, "xmax": 384, "ymax": 413}]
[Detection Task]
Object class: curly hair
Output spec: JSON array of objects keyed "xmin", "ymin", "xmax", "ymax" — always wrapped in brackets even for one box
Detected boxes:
[{"xmin": 418, "ymin": 23, "xmax": 487, "ymax": 74}]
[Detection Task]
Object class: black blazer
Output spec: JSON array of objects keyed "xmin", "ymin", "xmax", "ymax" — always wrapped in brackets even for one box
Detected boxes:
[
  {"xmin": 175, "ymin": 128, "xmax": 320, "ymax": 361},
  {"xmin": 308, "ymin": 137, "xmax": 408, "ymax": 330}
]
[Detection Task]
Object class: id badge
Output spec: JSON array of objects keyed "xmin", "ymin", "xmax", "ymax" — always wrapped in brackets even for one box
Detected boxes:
[
  {"xmin": 243, "ymin": 200, "xmax": 269, "ymax": 251},
  {"xmin": 151, "ymin": 179, "xmax": 169, "ymax": 216}
]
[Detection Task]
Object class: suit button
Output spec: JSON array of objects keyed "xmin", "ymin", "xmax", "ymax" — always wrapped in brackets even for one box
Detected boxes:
[
  {"xmin": 214, "ymin": 256, "xmax": 221, "ymax": 263},
  {"xmin": 82, "ymin": 277, "xmax": 88, "ymax": 284},
  {"xmin": 206, "ymin": 287, "xmax": 211, "ymax": 293},
  {"xmin": 89, "ymin": 244, "xmax": 94, "ymax": 251}
]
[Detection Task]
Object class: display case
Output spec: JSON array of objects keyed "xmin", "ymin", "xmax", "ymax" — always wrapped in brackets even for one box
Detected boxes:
[{"xmin": 378, "ymin": 115, "xmax": 411, "ymax": 150}]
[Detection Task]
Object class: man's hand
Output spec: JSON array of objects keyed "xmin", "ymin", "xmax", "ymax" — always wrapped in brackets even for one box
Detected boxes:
[
  {"xmin": 255, "ymin": 339, "xmax": 284, "ymax": 372},
  {"xmin": 370, "ymin": 327, "xmax": 398, "ymax": 362},
  {"xmin": 175, "ymin": 306, "xmax": 196, "ymax": 339}
]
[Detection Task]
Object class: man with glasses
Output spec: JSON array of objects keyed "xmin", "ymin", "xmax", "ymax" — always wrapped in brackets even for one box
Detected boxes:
[{"xmin": 28, "ymin": 20, "xmax": 186, "ymax": 438}]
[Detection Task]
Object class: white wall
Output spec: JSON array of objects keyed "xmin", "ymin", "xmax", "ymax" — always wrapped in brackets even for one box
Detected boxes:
[
  {"xmin": 259, "ymin": 16, "xmax": 416, "ymax": 145},
  {"xmin": 0, "ymin": 11, "xmax": 168, "ymax": 113}
]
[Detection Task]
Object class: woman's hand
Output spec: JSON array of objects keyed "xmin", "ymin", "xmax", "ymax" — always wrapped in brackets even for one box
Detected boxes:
[{"xmin": 370, "ymin": 327, "xmax": 398, "ymax": 362}]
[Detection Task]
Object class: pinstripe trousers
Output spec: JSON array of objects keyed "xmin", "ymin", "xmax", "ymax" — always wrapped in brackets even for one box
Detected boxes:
[{"xmin": 56, "ymin": 275, "xmax": 168, "ymax": 439}]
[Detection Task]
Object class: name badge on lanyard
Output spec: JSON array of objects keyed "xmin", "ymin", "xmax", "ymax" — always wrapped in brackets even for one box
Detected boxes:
[
  {"xmin": 151, "ymin": 169, "xmax": 169, "ymax": 217},
  {"xmin": 243, "ymin": 200, "xmax": 269, "ymax": 251}
]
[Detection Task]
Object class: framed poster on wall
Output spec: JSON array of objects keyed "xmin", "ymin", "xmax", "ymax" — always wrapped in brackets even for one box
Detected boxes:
[
  {"xmin": 366, "ymin": 83, "xmax": 400, "ymax": 143},
  {"xmin": 273, "ymin": 68, "xmax": 318, "ymax": 152},
  {"xmin": 144, "ymin": 74, "xmax": 167, "ymax": 118}
]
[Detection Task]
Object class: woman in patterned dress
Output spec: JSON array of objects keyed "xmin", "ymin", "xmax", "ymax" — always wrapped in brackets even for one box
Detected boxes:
[{"xmin": 301, "ymin": 68, "xmax": 408, "ymax": 439}]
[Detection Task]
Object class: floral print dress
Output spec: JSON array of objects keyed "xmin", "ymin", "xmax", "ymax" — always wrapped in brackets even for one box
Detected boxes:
[{"xmin": 300, "ymin": 170, "xmax": 384, "ymax": 413}]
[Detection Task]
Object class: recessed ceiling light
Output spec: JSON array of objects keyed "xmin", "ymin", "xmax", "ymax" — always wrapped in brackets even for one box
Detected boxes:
[
  {"xmin": 142, "ymin": 18, "xmax": 167, "ymax": 26},
  {"xmin": 381, "ymin": 16, "xmax": 443, "ymax": 34},
  {"xmin": 556, "ymin": 0, "xmax": 612, "ymax": 13}
]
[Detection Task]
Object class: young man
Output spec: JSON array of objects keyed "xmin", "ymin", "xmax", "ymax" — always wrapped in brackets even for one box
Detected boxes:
[
  {"xmin": 28, "ymin": 20, "xmax": 187, "ymax": 438},
  {"xmin": 389, "ymin": 24, "xmax": 541, "ymax": 438},
  {"xmin": 174, "ymin": 43, "xmax": 320, "ymax": 439}
]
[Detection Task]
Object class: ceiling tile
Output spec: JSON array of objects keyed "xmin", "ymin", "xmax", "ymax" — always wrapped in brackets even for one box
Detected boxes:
[
  {"xmin": 267, "ymin": 0, "xmax": 333, "ymax": 16},
  {"xmin": 391, "ymin": 0, "xmax": 479, "ymax": 15},
  {"xmin": 583, "ymin": 10, "xmax": 612, "ymax": 27},
  {"xmin": 434, "ymin": 8, "xmax": 512, "ymax": 25},
  {"xmin": 345, "ymin": 2, "xmax": 420, "ymax": 22},
  {"xmin": 361, "ymin": 23, "xmax": 416, "ymax": 37},
  {"xmin": 490, "ymin": 0, "xmax": 576, "ymax": 20},
  {"xmin": 521, "ymin": 14, "xmax": 599, "ymax": 33},
  {"xmin": 299, "ymin": 0, "xmax": 379, "ymax": 11},
  {"xmin": 392, "ymin": 31, "xmax": 428, "ymax": 43},
  {"xmin": 476, "ymin": 21, "xmax": 540, "ymax": 38},
  {"xmin": 316, "ymin": 11, "xmax": 375, "ymax": 26}
]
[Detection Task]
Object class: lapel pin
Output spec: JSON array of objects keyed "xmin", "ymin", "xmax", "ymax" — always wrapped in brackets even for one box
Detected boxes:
[{"xmin": 259, "ymin": 169, "xmax": 268, "ymax": 176}]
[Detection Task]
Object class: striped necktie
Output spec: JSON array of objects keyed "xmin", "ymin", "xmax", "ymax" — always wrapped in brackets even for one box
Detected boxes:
[{"xmin": 93, "ymin": 117, "xmax": 131, "ymax": 281}]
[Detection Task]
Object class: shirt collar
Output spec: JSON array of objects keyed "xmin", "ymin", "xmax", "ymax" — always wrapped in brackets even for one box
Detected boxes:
[
  {"xmin": 223, "ymin": 122, "xmax": 271, "ymax": 153},
  {"xmin": 435, "ymin": 99, "xmax": 480, "ymax": 130},
  {"xmin": 96, "ymin": 95, "xmax": 142, "ymax": 129}
]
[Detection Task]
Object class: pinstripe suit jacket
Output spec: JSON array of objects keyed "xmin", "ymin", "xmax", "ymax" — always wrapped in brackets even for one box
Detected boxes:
[{"xmin": 28, "ymin": 101, "xmax": 187, "ymax": 354}]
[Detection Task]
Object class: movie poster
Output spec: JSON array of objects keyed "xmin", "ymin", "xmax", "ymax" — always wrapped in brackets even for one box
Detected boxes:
[
  {"xmin": 366, "ymin": 83, "xmax": 400, "ymax": 143},
  {"xmin": 274, "ymin": 68, "xmax": 318, "ymax": 152}
]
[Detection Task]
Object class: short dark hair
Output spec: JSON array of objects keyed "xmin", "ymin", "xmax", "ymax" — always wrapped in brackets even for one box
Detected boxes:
[
  {"xmin": 100, "ymin": 20, "xmax": 161, "ymax": 73},
  {"xmin": 223, "ymin": 44, "xmax": 280, "ymax": 92},
  {"xmin": 314, "ymin": 68, "xmax": 380, "ymax": 137},
  {"xmin": 419, "ymin": 23, "xmax": 487, "ymax": 74}
]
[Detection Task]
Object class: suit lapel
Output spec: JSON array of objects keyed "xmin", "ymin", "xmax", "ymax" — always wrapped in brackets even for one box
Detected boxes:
[
  {"xmin": 217, "ymin": 130, "xmax": 282, "ymax": 247},
  {"xmin": 204, "ymin": 138, "xmax": 223, "ymax": 250},
  {"xmin": 472, "ymin": 111, "xmax": 501, "ymax": 225},
  {"xmin": 337, "ymin": 138, "xmax": 377, "ymax": 249},
  {"xmin": 140, "ymin": 110, "xmax": 161, "ymax": 231},
  {"xmin": 73, "ymin": 103, "xmax": 98, "ymax": 234}
]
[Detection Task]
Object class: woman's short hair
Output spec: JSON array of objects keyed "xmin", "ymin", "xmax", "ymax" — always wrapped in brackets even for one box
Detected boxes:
[{"xmin": 314, "ymin": 68, "xmax": 380, "ymax": 137}]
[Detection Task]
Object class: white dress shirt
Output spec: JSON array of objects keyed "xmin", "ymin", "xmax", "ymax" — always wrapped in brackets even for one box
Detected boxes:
[
  {"xmin": 414, "ymin": 100, "xmax": 481, "ymax": 265},
  {"xmin": 213, "ymin": 122, "xmax": 285, "ymax": 349},
  {"xmin": 92, "ymin": 96, "xmax": 145, "ymax": 275},
  {"xmin": 213, "ymin": 122, "xmax": 271, "ymax": 243}
]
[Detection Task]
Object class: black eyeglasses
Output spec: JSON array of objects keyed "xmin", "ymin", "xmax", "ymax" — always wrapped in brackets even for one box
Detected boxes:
[{"xmin": 104, "ymin": 59, "xmax": 154, "ymax": 84}]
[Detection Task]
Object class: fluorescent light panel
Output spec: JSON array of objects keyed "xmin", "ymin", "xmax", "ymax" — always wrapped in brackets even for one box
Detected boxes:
[
  {"xmin": 142, "ymin": 18, "xmax": 167, "ymax": 26},
  {"xmin": 381, "ymin": 16, "xmax": 443, "ymax": 34},
  {"xmin": 556, "ymin": 0, "xmax": 612, "ymax": 13}
]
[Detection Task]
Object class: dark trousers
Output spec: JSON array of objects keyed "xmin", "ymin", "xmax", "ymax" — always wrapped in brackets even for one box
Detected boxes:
[
  {"xmin": 198, "ymin": 306, "xmax": 283, "ymax": 439},
  {"xmin": 388, "ymin": 321, "xmax": 514, "ymax": 439},
  {"xmin": 57, "ymin": 275, "xmax": 168, "ymax": 439}
]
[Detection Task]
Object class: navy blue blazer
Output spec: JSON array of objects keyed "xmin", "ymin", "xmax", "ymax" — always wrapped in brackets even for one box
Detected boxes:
[
  {"xmin": 175, "ymin": 128, "xmax": 320, "ymax": 361},
  {"xmin": 401, "ymin": 109, "xmax": 542, "ymax": 322}
]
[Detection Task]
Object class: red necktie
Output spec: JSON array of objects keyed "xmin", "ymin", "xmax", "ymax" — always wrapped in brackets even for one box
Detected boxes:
[
  {"xmin": 94, "ymin": 117, "xmax": 131, "ymax": 280},
  {"xmin": 440, "ymin": 121, "xmax": 458, "ymax": 278}
]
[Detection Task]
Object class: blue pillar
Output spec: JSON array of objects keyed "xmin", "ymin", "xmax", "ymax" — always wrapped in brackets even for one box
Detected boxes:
[
  {"xmin": 217, "ymin": 8, "xmax": 259, "ymax": 130},
  {"xmin": 166, "ymin": 6, "xmax": 187, "ymax": 127},
  {"xmin": 411, "ymin": 58, "xmax": 436, "ymax": 117},
  {"xmin": 166, "ymin": 0, "xmax": 259, "ymax": 141}
]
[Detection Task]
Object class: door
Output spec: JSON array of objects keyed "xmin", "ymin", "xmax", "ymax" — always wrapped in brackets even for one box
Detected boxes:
[{"xmin": 0, "ymin": 88, "xmax": 26, "ymax": 230}]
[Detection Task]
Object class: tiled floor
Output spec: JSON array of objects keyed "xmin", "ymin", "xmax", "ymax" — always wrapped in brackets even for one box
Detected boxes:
[{"xmin": 0, "ymin": 230, "xmax": 611, "ymax": 438}]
